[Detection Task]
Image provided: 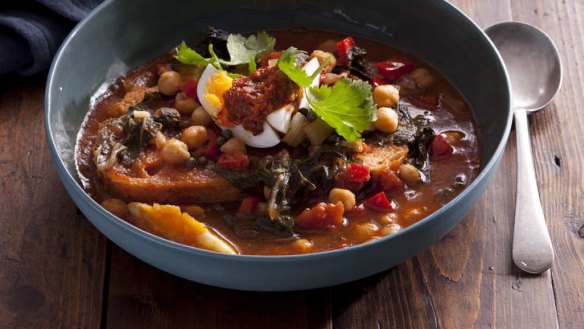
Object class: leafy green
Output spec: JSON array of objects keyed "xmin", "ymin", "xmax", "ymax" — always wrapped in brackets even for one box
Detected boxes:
[
  {"xmin": 277, "ymin": 47, "xmax": 331, "ymax": 87},
  {"xmin": 175, "ymin": 31, "xmax": 274, "ymax": 70},
  {"xmin": 175, "ymin": 42, "xmax": 213, "ymax": 66},
  {"xmin": 306, "ymin": 79, "xmax": 376, "ymax": 142},
  {"xmin": 221, "ymin": 31, "xmax": 275, "ymax": 65}
]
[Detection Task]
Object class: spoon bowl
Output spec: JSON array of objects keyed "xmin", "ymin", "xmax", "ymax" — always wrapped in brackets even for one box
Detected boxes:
[
  {"xmin": 486, "ymin": 22, "xmax": 562, "ymax": 274},
  {"xmin": 486, "ymin": 22, "xmax": 562, "ymax": 112}
]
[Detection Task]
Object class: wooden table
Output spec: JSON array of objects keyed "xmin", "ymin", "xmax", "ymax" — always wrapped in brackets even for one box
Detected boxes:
[{"xmin": 1, "ymin": 0, "xmax": 582, "ymax": 328}]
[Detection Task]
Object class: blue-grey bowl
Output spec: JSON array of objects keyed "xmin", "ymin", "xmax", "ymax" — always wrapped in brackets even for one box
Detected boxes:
[{"xmin": 45, "ymin": 0, "xmax": 511, "ymax": 291}]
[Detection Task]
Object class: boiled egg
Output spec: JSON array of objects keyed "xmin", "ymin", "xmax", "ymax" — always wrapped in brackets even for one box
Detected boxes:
[
  {"xmin": 196, "ymin": 64, "xmax": 233, "ymax": 119},
  {"xmin": 196, "ymin": 59, "xmax": 321, "ymax": 148}
]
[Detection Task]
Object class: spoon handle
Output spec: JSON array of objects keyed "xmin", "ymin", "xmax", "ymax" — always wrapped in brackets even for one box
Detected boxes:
[{"xmin": 513, "ymin": 109, "xmax": 554, "ymax": 274}]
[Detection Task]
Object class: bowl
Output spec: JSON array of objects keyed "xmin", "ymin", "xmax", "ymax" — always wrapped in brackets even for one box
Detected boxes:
[{"xmin": 45, "ymin": 0, "xmax": 511, "ymax": 291}]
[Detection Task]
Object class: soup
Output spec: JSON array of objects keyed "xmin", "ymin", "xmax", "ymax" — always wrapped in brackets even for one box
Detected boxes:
[{"xmin": 76, "ymin": 28, "xmax": 480, "ymax": 255}]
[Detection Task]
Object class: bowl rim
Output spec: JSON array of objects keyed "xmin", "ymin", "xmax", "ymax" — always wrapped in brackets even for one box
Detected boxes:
[{"xmin": 44, "ymin": 0, "xmax": 512, "ymax": 262}]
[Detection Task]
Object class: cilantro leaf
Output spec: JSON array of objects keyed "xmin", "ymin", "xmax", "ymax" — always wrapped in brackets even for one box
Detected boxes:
[
  {"xmin": 306, "ymin": 79, "xmax": 376, "ymax": 142},
  {"xmin": 220, "ymin": 31, "xmax": 275, "ymax": 66},
  {"xmin": 175, "ymin": 42, "xmax": 213, "ymax": 66},
  {"xmin": 278, "ymin": 47, "xmax": 331, "ymax": 87},
  {"xmin": 175, "ymin": 31, "xmax": 274, "ymax": 70}
]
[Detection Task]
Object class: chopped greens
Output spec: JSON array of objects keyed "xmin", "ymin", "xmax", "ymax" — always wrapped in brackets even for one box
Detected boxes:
[
  {"xmin": 306, "ymin": 79, "xmax": 376, "ymax": 142},
  {"xmin": 277, "ymin": 47, "xmax": 330, "ymax": 87}
]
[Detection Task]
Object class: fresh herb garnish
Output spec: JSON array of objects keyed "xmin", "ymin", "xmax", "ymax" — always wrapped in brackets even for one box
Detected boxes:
[
  {"xmin": 306, "ymin": 79, "xmax": 376, "ymax": 142},
  {"xmin": 175, "ymin": 31, "xmax": 275, "ymax": 69},
  {"xmin": 222, "ymin": 31, "xmax": 275, "ymax": 66},
  {"xmin": 277, "ymin": 47, "xmax": 330, "ymax": 87},
  {"xmin": 175, "ymin": 42, "xmax": 215, "ymax": 67}
]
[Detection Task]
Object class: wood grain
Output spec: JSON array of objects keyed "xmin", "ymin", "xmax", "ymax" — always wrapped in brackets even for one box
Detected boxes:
[
  {"xmin": 105, "ymin": 246, "xmax": 330, "ymax": 329},
  {"xmin": 0, "ymin": 77, "xmax": 108, "ymax": 329}
]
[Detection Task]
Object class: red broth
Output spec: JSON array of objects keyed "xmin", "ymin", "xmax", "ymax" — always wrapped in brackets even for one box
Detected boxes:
[{"xmin": 76, "ymin": 29, "xmax": 480, "ymax": 255}]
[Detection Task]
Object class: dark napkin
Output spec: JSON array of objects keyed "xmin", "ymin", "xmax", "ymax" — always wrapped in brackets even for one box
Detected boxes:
[{"xmin": 0, "ymin": 0, "xmax": 104, "ymax": 76}]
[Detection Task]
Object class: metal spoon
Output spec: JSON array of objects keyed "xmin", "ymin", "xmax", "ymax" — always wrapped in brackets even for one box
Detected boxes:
[{"xmin": 485, "ymin": 22, "xmax": 562, "ymax": 274}]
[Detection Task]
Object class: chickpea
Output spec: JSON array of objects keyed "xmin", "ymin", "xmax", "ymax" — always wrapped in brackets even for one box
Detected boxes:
[
  {"xmin": 378, "ymin": 213, "xmax": 398, "ymax": 225},
  {"xmin": 373, "ymin": 107, "xmax": 399, "ymax": 133},
  {"xmin": 381, "ymin": 223, "xmax": 401, "ymax": 236},
  {"xmin": 322, "ymin": 72, "xmax": 348, "ymax": 85},
  {"xmin": 373, "ymin": 84, "xmax": 400, "ymax": 107},
  {"xmin": 161, "ymin": 138, "xmax": 190, "ymax": 164},
  {"xmin": 174, "ymin": 92, "xmax": 199, "ymax": 114},
  {"xmin": 180, "ymin": 126, "xmax": 208, "ymax": 150},
  {"xmin": 310, "ymin": 50, "xmax": 337, "ymax": 72},
  {"xmin": 399, "ymin": 163, "xmax": 421, "ymax": 184},
  {"xmin": 101, "ymin": 198, "xmax": 128, "ymax": 218},
  {"xmin": 328, "ymin": 188, "xmax": 356, "ymax": 211},
  {"xmin": 191, "ymin": 106, "xmax": 213, "ymax": 126},
  {"xmin": 157, "ymin": 71, "xmax": 182, "ymax": 96},
  {"xmin": 220, "ymin": 138, "xmax": 246, "ymax": 155},
  {"xmin": 292, "ymin": 239, "xmax": 314, "ymax": 253},
  {"xmin": 410, "ymin": 68, "xmax": 435, "ymax": 88},
  {"xmin": 354, "ymin": 222, "xmax": 380, "ymax": 240}
]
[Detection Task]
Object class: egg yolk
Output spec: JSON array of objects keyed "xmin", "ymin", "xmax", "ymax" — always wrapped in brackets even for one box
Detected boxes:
[{"xmin": 204, "ymin": 71, "xmax": 232, "ymax": 117}]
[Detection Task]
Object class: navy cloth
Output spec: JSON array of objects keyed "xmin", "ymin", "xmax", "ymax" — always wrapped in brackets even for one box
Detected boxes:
[{"xmin": 0, "ymin": 0, "xmax": 104, "ymax": 76}]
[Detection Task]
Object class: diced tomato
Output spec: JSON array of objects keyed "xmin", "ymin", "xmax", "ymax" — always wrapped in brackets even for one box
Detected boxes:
[
  {"xmin": 182, "ymin": 78, "xmax": 199, "ymax": 101},
  {"xmin": 336, "ymin": 37, "xmax": 355, "ymax": 66},
  {"xmin": 238, "ymin": 196, "xmax": 259, "ymax": 216},
  {"xmin": 344, "ymin": 203, "xmax": 366, "ymax": 219},
  {"xmin": 334, "ymin": 170, "xmax": 365, "ymax": 192},
  {"xmin": 371, "ymin": 76, "xmax": 386, "ymax": 88},
  {"xmin": 377, "ymin": 169, "xmax": 403, "ymax": 193},
  {"xmin": 364, "ymin": 192, "xmax": 393, "ymax": 212},
  {"xmin": 347, "ymin": 163, "xmax": 370, "ymax": 183},
  {"xmin": 216, "ymin": 152, "xmax": 250, "ymax": 171},
  {"xmin": 295, "ymin": 202, "xmax": 345, "ymax": 230},
  {"xmin": 376, "ymin": 58, "xmax": 415, "ymax": 82},
  {"xmin": 429, "ymin": 134, "xmax": 454, "ymax": 160}
]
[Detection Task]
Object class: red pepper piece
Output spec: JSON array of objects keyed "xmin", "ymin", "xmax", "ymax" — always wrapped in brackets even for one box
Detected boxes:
[
  {"xmin": 429, "ymin": 134, "xmax": 454, "ymax": 160},
  {"xmin": 347, "ymin": 163, "xmax": 371, "ymax": 183},
  {"xmin": 182, "ymin": 78, "xmax": 199, "ymax": 101},
  {"xmin": 216, "ymin": 152, "xmax": 250, "ymax": 171},
  {"xmin": 336, "ymin": 37, "xmax": 355, "ymax": 66},
  {"xmin": 295, "ymin": 202, "xmax": 345, "ymax": 230},
  {"xmin": 364, "ymin": 192, "xmax": 393, "ymax": 212},
  {"xmin": 376, "ymin": 58, "xmax": 415, "ymax": 82},
  {"xmin": 238, "ymin": 196, "xmax": 259, "ymax": 216},
  {"xmin": 344, "ymin": 203, "xmax": 366, "ymax": 219}
]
